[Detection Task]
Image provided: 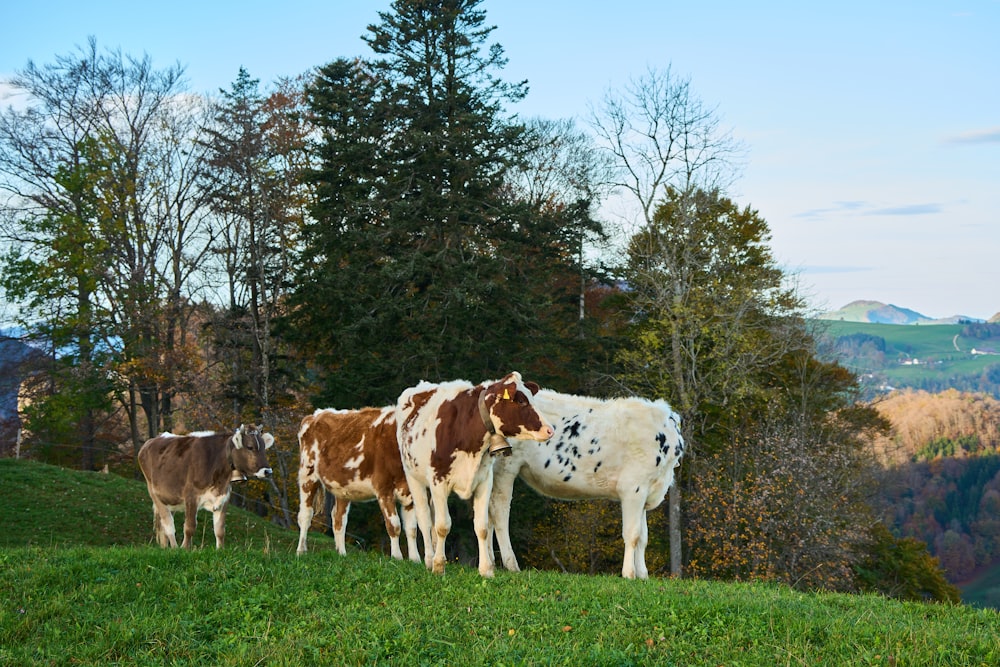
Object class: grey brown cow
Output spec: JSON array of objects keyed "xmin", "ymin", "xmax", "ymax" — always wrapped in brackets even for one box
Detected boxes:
[{"xmin": 137, "ymin": 425, "xmax": 274, "ymax": 548}]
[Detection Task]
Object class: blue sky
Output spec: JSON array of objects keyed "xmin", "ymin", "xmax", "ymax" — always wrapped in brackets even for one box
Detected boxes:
[{"xmin": 3, "ymin": 1, "xmax": 998, "ymax": 320}]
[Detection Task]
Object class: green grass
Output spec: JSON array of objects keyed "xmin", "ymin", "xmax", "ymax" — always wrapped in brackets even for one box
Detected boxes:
[
  {"xmin": 3, "ymin": 547, "xmax": 1000, "ymax": 666},
  {"xmin": 821, "ymin": 321, "xmax": 977, "ymax": 362},
  {"xmin": 0, "ymin": 458, "xmax": 323, "ymax": 552},
  {"xmin": 2, "ymin": 459, "xmax": 999, "ymax": 665}
]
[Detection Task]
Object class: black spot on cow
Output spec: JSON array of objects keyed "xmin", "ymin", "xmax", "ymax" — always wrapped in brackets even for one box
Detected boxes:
[
  {"xmin": 544, "ymin": 459, "xmax": 551, "ymax": 469},
  {"xmin": 656, "ymin": 432, "xmax": 667, "ymax": 451},
  {"xmin": 563, "ymin": 421, "xmax": 582, "ymax": 439},
  {"xmin": 655, "ymin": 455, "xmax": 661, "ymax": 467},
  {"xmin": 563, "ymin": 474, "xmax": 572, "ymax": 482}
]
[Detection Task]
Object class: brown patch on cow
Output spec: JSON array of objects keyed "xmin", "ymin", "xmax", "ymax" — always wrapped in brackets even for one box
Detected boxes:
[
  {"xmin": 401, "ymin": 390, "xmax": 434, "ymax": 436},
  {"xmin": 430, "ymin": 386, "xmax": 489, "ymax": 482}
]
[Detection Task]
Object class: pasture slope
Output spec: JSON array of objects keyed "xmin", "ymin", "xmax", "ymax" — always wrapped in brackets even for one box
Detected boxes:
[
  {"xmin": 1, "ymin": 459, "xmax": 999, "ymax": 666},
  {"xmin": 817, "ymin": 320, "xmax": 1000, "ymax": 396}
]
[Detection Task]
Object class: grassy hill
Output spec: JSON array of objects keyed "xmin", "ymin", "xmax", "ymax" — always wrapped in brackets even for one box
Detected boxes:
[
  {"xmin": 1, "ymin": 459, "xmax": 999, "ymax": 665},
  {"xmin": 0, "ymin": 457, "xmax": 326, "ymax": 552},
  {"xmin": 817, "ymin": 320, "xmax": 1000, "ymax": 397}
]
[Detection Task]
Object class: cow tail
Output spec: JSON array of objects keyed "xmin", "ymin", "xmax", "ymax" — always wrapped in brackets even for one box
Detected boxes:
[{"xmin": 310, "ymin": 481, "xmax": 326, "ymax": 515}]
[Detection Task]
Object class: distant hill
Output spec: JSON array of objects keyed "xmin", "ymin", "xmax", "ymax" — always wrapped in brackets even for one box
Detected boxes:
[
  {"xmin": 815, "ymin": 320, "xmax": 1000, "ymax": 400},
  {"xmin": 818, "ymin": 300, "xmax": 983, "ymax": 325}
]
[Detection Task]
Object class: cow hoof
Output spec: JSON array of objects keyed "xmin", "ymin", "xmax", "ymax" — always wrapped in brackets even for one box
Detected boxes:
[
  {"xmin": 480, "ymin": 567, "xmax": 495, "ymax": 578},
  {"xmin": 432, "ymin": 559, "xmax": 446, "ymax": 575}
]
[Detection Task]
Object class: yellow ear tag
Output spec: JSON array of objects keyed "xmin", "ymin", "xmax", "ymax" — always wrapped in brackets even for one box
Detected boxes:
[{"xmin": 503, "ymin": 388, "xmax": 510, "ymax": 400}]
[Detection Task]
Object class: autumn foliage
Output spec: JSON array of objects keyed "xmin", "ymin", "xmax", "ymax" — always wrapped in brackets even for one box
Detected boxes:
[
  {"xmin": 870, "ymin": 389, "xmax": 1000, "ymax": 583},
  {"xmin": 685, "ymin": 423, "xmax": 871, "ymax": 592}
]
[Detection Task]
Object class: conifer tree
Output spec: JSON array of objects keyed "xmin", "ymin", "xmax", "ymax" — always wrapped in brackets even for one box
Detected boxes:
[{"xmin": 288, "ymin": 0, "xmax": 593, "ymax": 406}]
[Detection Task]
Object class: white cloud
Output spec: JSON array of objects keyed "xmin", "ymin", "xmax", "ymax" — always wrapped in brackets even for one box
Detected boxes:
[
  {"xmin": 946, "ymin": 127, "xmax": 1000, "ymax": 144},
  {"xmin": 866, "ymin": 203, "xmax": 942, "ymax": 216}
]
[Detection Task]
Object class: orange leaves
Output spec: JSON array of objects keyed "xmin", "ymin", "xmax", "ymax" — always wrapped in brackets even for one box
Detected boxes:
[{"xmin": 686, "ymin": 429, "xmax": 866, "ymax": 591}]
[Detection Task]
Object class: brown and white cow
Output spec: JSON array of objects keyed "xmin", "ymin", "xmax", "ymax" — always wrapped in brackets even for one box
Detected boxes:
[
  {"xmin": 396, "ymin": 371, "xmax": 554, "ymax": 577},
  {"xmin": 489, "ymin": 391, "xmax": 684, "ymax": 578},
  {"xmin": 296, "ymin": 406, "xmax": 419, "ymax": 561},
  {"xmin": 137, "ymin": 425, "xmax": 274, "ymax": 549}
]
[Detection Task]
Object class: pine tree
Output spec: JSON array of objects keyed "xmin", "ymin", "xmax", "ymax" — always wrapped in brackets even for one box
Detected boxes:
[{"xmin": 287, "ymin": 0, "xmax": 593, "ymax": 407}]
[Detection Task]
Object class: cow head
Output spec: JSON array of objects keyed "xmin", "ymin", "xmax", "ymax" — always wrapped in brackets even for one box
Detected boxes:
[
  {"xmin": 229, "ymin": 424, "xmax": 274, "ymax": 481},
  {"xmin": 481, "ymin": 372, "xmax": 554, "ymax": 448}
]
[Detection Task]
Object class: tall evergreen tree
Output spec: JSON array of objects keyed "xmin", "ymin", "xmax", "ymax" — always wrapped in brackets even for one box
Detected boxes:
[{"xmin": 288, "ymin": 0, "xmax": 590, "ymax": 407}]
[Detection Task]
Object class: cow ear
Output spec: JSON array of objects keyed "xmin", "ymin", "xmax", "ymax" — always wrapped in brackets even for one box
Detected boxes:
[
  {"xmin": 262, "ymin": 433, "xmax": 275, "ymax": 449},
  {"xmin": 232, "ymin": 427, "xmax": 244, "ymax": 449},
  {"xmin": 524, "ymin": 381, "xmax": 541, "ymax": 396}
]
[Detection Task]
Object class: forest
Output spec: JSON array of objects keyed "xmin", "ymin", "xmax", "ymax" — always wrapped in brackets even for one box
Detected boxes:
[
  {"xmin": 0, "ymin": 0, "xmax": 958, "ymax": 602},
  {"xmin": 871, "ymin": 390, "xmax": 1000, "ymax": 583}
]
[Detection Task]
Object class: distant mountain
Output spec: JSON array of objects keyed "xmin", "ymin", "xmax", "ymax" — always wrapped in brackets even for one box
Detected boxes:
[{"xmin": 818, "ymin": 300, "xmax": 984, "ymax": 325}]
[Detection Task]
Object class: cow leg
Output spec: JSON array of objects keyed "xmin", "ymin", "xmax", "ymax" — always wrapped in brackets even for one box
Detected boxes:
[
  {"xmin": 429, "ymin": 486, "xmax": 452, "ymax": 575},
  {"xmin": 620, "ymin": 490, "xmax": 647, "ymax": 579},
  {"xmin": 212, "ymin": 506, "xmax": 226, "ymax": 549},
  {"xmin": 489, "ymin": 464, "xmax": 520, "ymax": 572},
  {"xmin": 399, "ymin": 496, "xmax": 421, "ymax": 564},
  {"xmin": 635, "ymin": 509, "xmax": 650, "ymax": 579},
  {"xmin": 153, "ymin": 501, "xmax": 177, "ymax": 548},
  {"xmin": 331, "ymin": 496, "xmax": 351, "ymax": 556},
  {"xmin": 376, "ymin": 493, "xmax": 404, "ymax": 560},
  {"xmin": 182, "ymin": 498, "xmax": 198, "ymax": 549},
  {"xmin": 407, "ymin": 476, "xmax": 435, "ymax": 569},
  {"xmin": 473, "ymin": 471, "xmax": 495, "ymax": 578},
  {"xmin": 297, "ymin": 480, "xmax": 321, "ymax": 555}
]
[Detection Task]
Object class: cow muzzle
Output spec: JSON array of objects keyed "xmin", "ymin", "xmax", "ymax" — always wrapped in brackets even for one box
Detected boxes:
[{"xmin": 254, "ymin": 467, "xmax": 273, "ymax": 479}]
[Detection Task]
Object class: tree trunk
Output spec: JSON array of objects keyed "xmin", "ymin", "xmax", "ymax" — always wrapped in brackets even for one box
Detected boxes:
[{"xmin": 669, "ymin": 482, "xmax": 682, "ymax": 576}]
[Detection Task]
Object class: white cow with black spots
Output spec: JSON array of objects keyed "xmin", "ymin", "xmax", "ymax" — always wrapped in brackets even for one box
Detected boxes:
[{"xmin": 489, "ymin": 390, "xmax": 684, "ymax": 579}]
